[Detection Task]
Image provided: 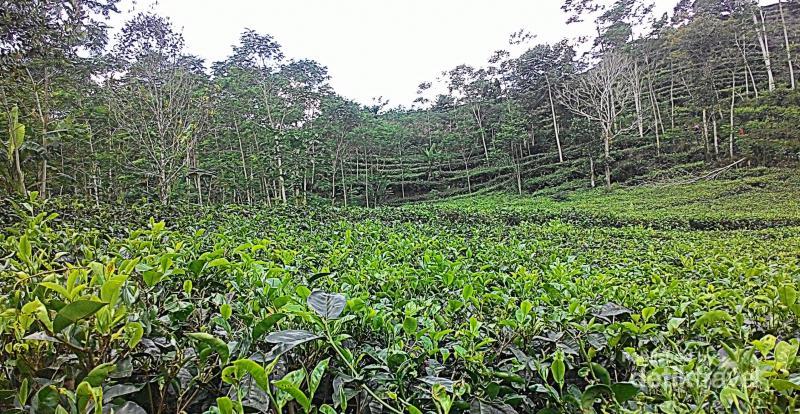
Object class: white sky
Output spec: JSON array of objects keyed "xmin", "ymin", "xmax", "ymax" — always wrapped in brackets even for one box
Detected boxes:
[{"xmin": 113, "ymin": 0, "xmax": 682, "ymax": 107}]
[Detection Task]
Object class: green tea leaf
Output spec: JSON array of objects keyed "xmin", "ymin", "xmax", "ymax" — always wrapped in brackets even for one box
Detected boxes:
[
  {"xmin": 693, "ymin": 310, "xmax": 732, "ymax": 329},
  {"xmin": 581, "ymin": 384, "xmax": 612, "ymax": 409},
  {"xmin": 589, "ymin": 362, "xmax": 611, "ymax": 385},
  {"xmin": 221, "ymin": 303, "xmax": 232, "ymax": 320},
  {"xmin": 403, "ymin": 316, "xmax": 418, "ymax": 336},
  {"xmin": 217, "ymin": 397, "xmax": 234, "ymax": 414},
  {"xmin": 610, "ymin": 382, "xmax": 640, "ymax": 403},
  {"xmin": 778, "ymin": 285, "xmax": 797, "ymax": 306},
  {"xmin": 84, "ymin": 362, "xmax": 116, "ymax": 387},
  {"xmin": 252, "ymin": 313, "xmax": 286, "ymax": 340},
  {"xmin": 309, "ymin": 357, "xmax": 330, "ymax": 398},
  {"xmin": 53, "ymin": 300, "xmax": 107, "ymax": 332},
  {"xmin": 187, "ymin": 332, "xmax": 230, "ymax": 363},
  {"xmin": 551, "ymin": 351, "xmax": 565, "ymax": 388}
]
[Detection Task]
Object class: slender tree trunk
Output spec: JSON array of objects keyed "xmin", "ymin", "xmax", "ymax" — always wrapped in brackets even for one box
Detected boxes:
[
  {"xmin": 603, "ymin": 129, "xmax": 611, "ymax": 188},
  {"xmin": 669, "ymin": 69, "xmax": 676, "ymax": 129},
  {"xmin": 235, "ymin": 123, "xmax": 250, "ymax": 204},
  {"xmin": 473, "ymin": 105, "xmax": 489, "ymax": 162},
  {"xmin": 753, "ymin": 9, "xmax": 776, "ymax": 92},
  {"xmin": 515, "ymin": 144, "xmax": 522, "ymax": 195},
  {"xmin": 265, "ymin": 177, "xmax": 271, "ymax": 207},
  {"xmin": 341, "ymin": 154, "xmax": 347, "ymax": 207},
  {"xmin": 399, "ymin": 147, "xmax": 405, "ymax": 199},
  {"xmin": 546, "ymin": 76, "xmax": 564, "ymax": 163},
  {"xmin": 647, "ymin": 76, "xmax": 662, "ymax": 155},
  {"xmin": 363, "ymin": 151, "xmax": 369, "ymax": 208},
  {"xmin": 712, "ymin": 115, "xmax": 719, "ymax": 156},
  {"xmin": 633, "ymin": 63, "xmax": 644, "ymax": 139},
  {"xmin": 88, "ymin": 131, "xmax": 100, "ymax": 207},
  {"xmin": 729, "ymin": 71, "xmax": 737, "ymax": 158},
  {"xmin": 27, "ymin": 68, "xmax": 50, "ymax": 197},
  {"xmin": 702, "ymin": 108, "xmax": 710, "ymax": 156},
  {"xmin": 736, "ymin": 33, "xmax": 760, "ymax": 97},
  {"xmin": 13, "ymin": 146, "xmax": 25, "ymax": 196},
  {"xmin": 589, "ymin": 155, "xmax": 596, "ymax": 188},
  {"xmin": 463, "ymin": 154, "xmax": 472, "ymax": 194},
  {"xmin": 274, "ymin": 133, "xmax": 286, "ymax": 203},
  {"xmin": 778, "ymin": 0, "xmax": 796, "ymax": 90}
]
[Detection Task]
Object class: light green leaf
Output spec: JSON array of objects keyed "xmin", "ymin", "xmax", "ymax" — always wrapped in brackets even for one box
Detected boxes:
[
  {"xmin": 125, "ymin": 322, "xmax": 144, "ymax": 348},
  {"xmin": 84, "ymin": 362, "xmax": 116, "ymax": 387},
  {"xmin": 590, "ymin": 362, "xmax": 611, "ymax": 385},
  {"xmin": 187, "ymin": 332, "xmax": 230, "ymax": 363},
  {"xmin": 403, "ymin": 316, "xmax": 418, "ymax": 336},
  {"xmin": 551, "ymin": 351, "xmax": 565, "ymax": 388},
  {"xmin": 221, "ymin": 303, "xmax": 232, "ymax": 320},
  {"xmin": 693, "ymin": 310, "xmax": 732, "ymax": 329},
  {"xmin": 778, "ymin": 285, "xmax": 797, "ymax": 306},
  {"xmin": 217, "ymin": 397, "xmax": 234, "ymax": 414},
  {"xmin": 309, "ymin": 357, "xmax": 330, "ymax": 398}
]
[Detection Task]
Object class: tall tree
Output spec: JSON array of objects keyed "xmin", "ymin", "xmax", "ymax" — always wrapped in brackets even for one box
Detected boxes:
[
  {"xmin": 560, "ymin": 53, "xmax": 636, "ymax": 187},
  {"xmin": 106, "ymin": 13, "xmax": 208, "ymax": 204}
]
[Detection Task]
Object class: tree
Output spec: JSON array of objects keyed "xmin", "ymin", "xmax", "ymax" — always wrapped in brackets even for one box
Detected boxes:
[
  {"xmin": 106, "ymin": 13, "xmax": 208, "ymax": 204},
  {"xmin": 1, "ymin": 0, "xmax": 120, "ymax": 197},
  {"xmin": 445, "ymin": 65, "xmax": 500, "ymax": 162},
  {"xmin": 777, "ymin": 0, "xmax": 796, "ymax": 90},
  {"xmin": 560, "ymin": 53, "xmax": 636, "ymax": 187},
  {"xmin": 509, "ymin": 42, "xmax": 577, "ymax": 163},
  {"xmin": 497, "ymin": 101, "xmax": 528, "ymax": 194}
]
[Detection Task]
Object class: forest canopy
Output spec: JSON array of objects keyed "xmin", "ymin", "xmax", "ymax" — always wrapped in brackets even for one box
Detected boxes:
[{"xmin": 1, "ymin": 0, "xmax": 799, "ymax": 206}]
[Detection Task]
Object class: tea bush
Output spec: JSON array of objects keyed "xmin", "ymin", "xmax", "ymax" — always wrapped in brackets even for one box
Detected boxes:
[{"xmin": 1, "ymin": 185, "xmax": 799, "ymax": 413}]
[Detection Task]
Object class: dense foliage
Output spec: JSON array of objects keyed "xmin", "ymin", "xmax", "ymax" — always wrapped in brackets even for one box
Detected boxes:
[
  {"xmin": 2, "ymin": 0, "xmax": 799, "ymax": 205},
  {"xmin": 2, "ymin": 172, "xmax": 799, "ymax": 413}
]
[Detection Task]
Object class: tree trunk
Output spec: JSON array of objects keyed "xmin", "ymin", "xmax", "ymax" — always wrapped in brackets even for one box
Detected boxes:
[
  {"xmin": 363, "ymin": 152, "xmax": 369, "ymax": 208},
  {"xmin": 736, "ymin": 33, "xmax": 760, "ymax": 97},
  {"xmin": 603, "ymin": 129, "xmax": 611, "ymax": 188},
  {"xmin": 399, "ymin": 147, "xmax": 405, "ymax": 199},
  {"xmin": 546, "ymin": 76, "xmax": 564, "ymax": 163},
  {"xmin": 589, "ymin": 155, "xmax": 596, "ymax": 188},
  {"xmin": 13, "ymin": 146, "xmax": 25, "ymax": 196},
  {"xmin": 778, "ymin": 0, "xmax": 796, "ymax": 90},
  {"xmin": 729, "ymin": 71, "xmax": 737, "ymax": 158},
  {"xmin": 753, "ymin": 9, "xmax": 776, "ymax": 92},
  {"xmin": 473, "ymin": 106, "xmax": 489, "ymax": 162},
  {"xmin": 236, "ymin": 124, "xmax": 250, "ymax": 204},
  {"xmin": 158, "ymin": 165, "xmax": 169, "ymax": 205},
  {"xmin": 463, "ymin": 155, "xmax": 472, "ymax": 194},
  {"xmin": 712, "ymin": 115, "xmax": 719, "ymax": 156},
  {"xmin": 341, "ymin": 154, "xmax": 347, "ymax": 207},
  {"xmin": 28, "ymin": 68, "xmax": 50, "ymax": 197},
  {"xmin": 647, "ymin": 77, "xmax": 662, "ymax": 155},
  {"xmin": 633, "ymin": 63, "xmax": 644, "ymax": 139},
  {"xmin": 669, "ymin": 70, "xmax": 676, "ymax": 129},
  {"xmin": 274, "ymin": 134, "xmax": 286, "ymax": 203},
  {"xmin": 702, "ymin": 108, "xmax": 710, "ymax": 156}
]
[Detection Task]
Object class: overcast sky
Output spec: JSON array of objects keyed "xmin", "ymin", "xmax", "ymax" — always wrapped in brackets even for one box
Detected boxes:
[{"xmin": 113, "ymin": 0, "xmax": 682, "ymax": 107}]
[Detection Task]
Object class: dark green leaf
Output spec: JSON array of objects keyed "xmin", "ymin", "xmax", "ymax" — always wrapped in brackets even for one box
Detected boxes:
[{"xmin": 252, "ymin": 313, "xmax": 286, "ymax": 340}]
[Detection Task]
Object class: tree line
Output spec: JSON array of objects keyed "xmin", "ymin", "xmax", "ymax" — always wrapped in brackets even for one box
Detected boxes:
[{"xmin": 2, "ymin": 0, "xmax": 799, "ymax": 206}]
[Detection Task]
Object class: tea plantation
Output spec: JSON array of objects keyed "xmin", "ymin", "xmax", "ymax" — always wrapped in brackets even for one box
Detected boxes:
[{"xmin": 2, "ymin": 174, "xmax": 799, "ymax": 413}]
